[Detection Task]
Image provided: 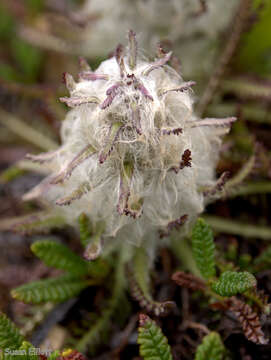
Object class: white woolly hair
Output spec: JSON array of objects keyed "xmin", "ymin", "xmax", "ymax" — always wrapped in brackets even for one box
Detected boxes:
[{"xmin": 25, "ymin": 31, "xmax": 235, "ymax": 257}]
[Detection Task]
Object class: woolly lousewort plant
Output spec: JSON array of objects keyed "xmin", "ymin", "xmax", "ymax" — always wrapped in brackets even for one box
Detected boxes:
[{"xmin": 24, "ymin": 31, "xmax": 235, "ymax": 259}]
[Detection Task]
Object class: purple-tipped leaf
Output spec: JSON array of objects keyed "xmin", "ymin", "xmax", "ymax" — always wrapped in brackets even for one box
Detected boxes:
[
  {"xmin": 160, "ymin": 214, "xmax": 188, "ymax": 238},
  {"xmin": 60, "ymin": 96, "xmax": 100, "ymax": 108},
  {"xmin": 124, "ymin": 197, "xmax": 143, "ymax": 219},
  {"xmin": 56, "ymin": 182, "xmax": 91, "ymax": 206},
  {"xmin": 143, "ymin": 52, "xmax": 172, "ymax": 76},
  {"xmin": 25, "ymin": 150, "xmax": 59, "ymax": 164},
  {"xmin": 190, "ymin": 117, "xmax": 237, "ymax": 128},
  {"xmin": 99, "ymin": 122, "xmax": 123, "ymax": 163},
  {"xmin": 161, "ymin": 81, "xmax": 196, "ymax": 95},
  {"xmin": 115, "ymin": 44, "xmax": 126, "ymax": 78},
  {"xmin": 78, "ymin": 72, "xmax": 108, "ymax": 81},
  {"xmin": 100, "ymin": 83, "xmax": 122, "ymax": 109},
  {"xmin": 135, "ymin": 81, "xmax": 154, "ymax": 101},
  {"xmin": 171, "ymin": 149, "xmax": 192, "ymax": 174},
  {"xmin": 79, "ymin": 57, "xmax": 91, "ymax": 72},
  {"xmin": 131, "ymin": 104, "xmax": 142, "ymax": 135},
  {"xmin": 161, "ymin": 127, "xmax": 183, "ymax": 136},
  {"xmin": 63, "ymin": 72, "xmax": 76, "ymax": 92},
  {"xmin": 203, "ymin": 171, "xmax": 230, "ymax": 196},
  {"xmin": 117, "ymin": 162, "xmax": 134, "ymax": 215},
  {"xmin": 51, "ymin": 144, "xmax": 96, "ymax": 184}
]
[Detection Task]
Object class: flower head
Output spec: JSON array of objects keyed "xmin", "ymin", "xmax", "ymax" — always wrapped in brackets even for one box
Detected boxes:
[{"xmin": 25, "ymin": 31, "xmax": 235, "ymax": 257}]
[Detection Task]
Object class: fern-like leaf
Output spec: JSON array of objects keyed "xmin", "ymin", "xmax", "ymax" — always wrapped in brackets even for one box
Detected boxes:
[
  {"xmin": 137, "ymin": 314, "xmax": 173, "ymax": 360},
  {"xmin": 11, "ymin": 274, "xmax": 88, "ymax": 304},
  {"xmin": 195, "ymin": 332, "xmax": 225, "ymax": 360},
  {"xmin": 229, "ymin": 298, "xmax": 268, "ymax": 345},
  {"xmin": 211, "ymin": 271, "xmax": 256, "ymax": 297},
  {"xmin": 31, "ymin": 240, "xmax": 88, "ymax": 276},
  {"xmin": 0, "ymin": 312, "xmax": 24, "ymax": 350},
  {"xmin": 191, "ymin": 218, "xmax": 216, "ymax": 279}
]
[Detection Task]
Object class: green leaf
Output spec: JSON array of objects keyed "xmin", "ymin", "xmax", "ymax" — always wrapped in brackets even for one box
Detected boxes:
[
  {"xmin": 195, "ymin": 332, "xmax": 225, "ymax": 360},
  {"xmin": 31, "ymin": 240, "xmax": 88, "ymax": 276},
  {"xmin": 11, "ymin": 274, "xmax": 88, "ymax": 304},
  {"xmin": 0, "ymin": 312, "xmax": 24, "ymax": 350},
  {"xmin": 137, "ymin": 314, "xmax": 173, "ymax": 360},
  {"xmin": 211, "ymin": 271, "xmax": 256, "ymax": 297},
  {"xmin": 191, "ymin": 218, "xmax": 216, "ymax": 279}
]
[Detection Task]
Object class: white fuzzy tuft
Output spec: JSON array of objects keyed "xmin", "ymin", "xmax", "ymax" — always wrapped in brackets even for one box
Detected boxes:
[{"xmin": 25, "ymin": 33, "xmax": 235, "ymax": 255}]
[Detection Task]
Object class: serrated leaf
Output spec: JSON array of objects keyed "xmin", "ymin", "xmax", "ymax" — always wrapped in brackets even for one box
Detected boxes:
[
  {"xmin": 211, "ymin": 271, "xmax": 256, "ymax": 297},
  {"xmin": 11, "ymin": 274, "xmax": 88, "ymax": 304},
  {"xmin": 191, "ymin": 218, "xmax": 216, "ymax": 279},
  {"xmin": 195, "ymin": 332, "xmax": 225, "ymax": 360},
  {"xmin": 137, "ymin": 314, "xmax": 173, "ymax": 360},
  {"xmin": 31, "ymin": 240, "xmax": 88, "ymax": 276},
  {"xmin": 0, "ymin": 312, "xmax": 24, "ymax": 350}
]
